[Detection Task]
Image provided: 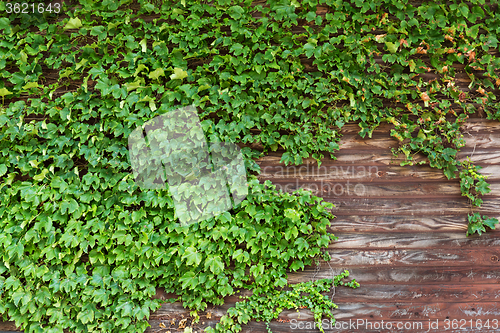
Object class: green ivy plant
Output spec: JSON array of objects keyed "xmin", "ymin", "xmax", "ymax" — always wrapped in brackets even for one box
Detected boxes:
[
  {"xmin": 206, "ymin": 270, "xmax": 359, "ymax": 333},
  {"xmin": 0, "ymin": 0, "xmax": 499, "ymax": 332}
]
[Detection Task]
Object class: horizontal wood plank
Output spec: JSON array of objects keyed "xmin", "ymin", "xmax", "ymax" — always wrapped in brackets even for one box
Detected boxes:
[
  {"xmin": 257, "ymin": 149, "xmax": 500, "ymax": 166},
  {"xmin": 257, "ymin": 180, "xmax": 500, "ymax": 198},
  {"xmin": 258, "ymin": 164, "xmax": 500, "ymax": 182},
  {"xmin": 329, "ymin": 197, "xmax": 500, "ymax": 216},
  {"xmin": 328, "ymin": 232, "xmax": 500, "ymax": 249},
  {"xmin": 328, "ymin": 215, "xmax": 470, "ymax": 232},
  {"xmin": 287, "ymin": 266, "xmax": 500, "ymax": 285},
  {"xmin": 326, "ymin": 248, "xmax": 500, "ymax": 267}
]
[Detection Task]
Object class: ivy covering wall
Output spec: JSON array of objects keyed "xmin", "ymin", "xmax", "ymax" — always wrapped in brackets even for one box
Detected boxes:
[{"xmin": 0, "ymin": 0, "xmax": 499, "ymax": 332}]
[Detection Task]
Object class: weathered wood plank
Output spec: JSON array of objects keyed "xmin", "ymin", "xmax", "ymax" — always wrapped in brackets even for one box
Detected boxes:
[
  {"xmin": 330, "ymin": 284, "xmax": 500, "ymax": 303},
  {"xmin": 150, "ymin": 299, "xmax": 500, "ymax": 320},
  {"xmin": 287, "ymin": 266, "xmax": 500, "ymax": 285},
  {"xmin": 258, "ymin": 163, "xmax": 500, "ymax": 182},
  {"xmin": 257, "ymin": 149, "xmax": 500, "ymax": 166},
  {"xmin": 325, "ymin": 248, "xmax": 500, "ymax": 267},
  {"xmin": 336, "ymin": 119, "xmax": 500, "ymax": 136},
  {"xmin": 0, "ymin": 320, "xmax": 21, "ymax": 331},
  {"xmin": 257, "ymin": 180, "xmax": 500, "ymax": 198},
  {"xmin": 328, "ymin": 215, "xmax": 469, "ymax": 232},
  {"xmin": 146, "ymin": 301, "xmax": 500, "ymax": 332},
  {"xmin": 146, "ymin": 318, "xmax": 497, "ymax": 333},
  {"xmin": 329, "ymin": 197, "xmax": 500, "ymax": 216},
  {"xmin": 327, "ymin": 131, "xmax": 500, "ymax": 151},
  {"xmin": 328, "ymin": 232, "xmax": 500, "ymax": 249}
]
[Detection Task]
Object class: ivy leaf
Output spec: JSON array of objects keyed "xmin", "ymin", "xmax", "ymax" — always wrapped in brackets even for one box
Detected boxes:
[
  {"xmin": 182, "ymin": 247, "xmax": 202, "ymax": 267},
  {"xmin": 133, "ymin": 64, "xmax": 148, "ymax": 77},
  {"xmin": 0, "ymin": 164, "xmax": 7, "ymax": 177},
  {"xmin": 138, "ymin": 95, "xmax": 157, "ymax": 111},
  {"xmin": 476, "ymin": 180, "xmax": 491, "ymax": 195},
  {"xmin": 23, "ymin": 82, "xmax": 39, "ymax": 90},
  {"xmin": 179, "ymin": 271, "xmax": 198, "ymax": 289},
  {"xmin": 61, "ymin": 198, "xmax": 79, "ymax": 214},
  {"xmin": 77, "ymin": 308, "xmax": 94, "ymax": 324},
  {"xmin": 285, "ymin": 226, "xmax": 299, "ymax": 241},
  {"xmin": 170, "ymin": 68, "xmax": 188, "ymax": 80},
  {"xmin": 140, "ymin": 38, "xmax": 147, "ymax": 52},
  {"xmin": 125, "ymin": 79, "xmax": 144, "ymax": 92},
  {"xmin": 0, "ymin": 18, "xmax": 9, "ymax": 31},
  {"xmin": 148, "ymin": 68, "xmax": 164, "ymax": 80},
  {"xmin": 228, "ymin": 5, "xmax": 244, "ymax": 20},
  {"xmin": 385, "ymin": 42, "xmax": 398, "ymax": 53},
  {"xmin": 303, "ymin": 43, "xmax": 316, "ymax": 58},
  {"xmin": 466, "ymin": 24, "xmax": 480, "ymax": 39},
  {"xmin": 63, "ymin": 17, "xmax": 83, "ymax": 30},
  {"xmin": 0, "ymin": 88, "xmax": 12, "ymax": 97},
  {"xmin": 284, "ymin": 209, "xmax": 300, "ymax": 222},
  {"xmin": 33, "ymin": 169, "xmax": 49, "ymax": 181},
  {"xmin": 294, "ymin": 238, "xmax": 309, "ymax": 252},
  {"xmin": 205, "ymin": 256, "xmax": 224, "ymax": 274},
  {"xmin": 483, "ymin": 217, "xmax": 498, "ymax": 230},
  {"xmin": 468, "ymin": 221, "xmax": 485, "ymax": 236},
  {"xmin": 408, "ymin": 59, "xmax": 416, "ymax": 72}
]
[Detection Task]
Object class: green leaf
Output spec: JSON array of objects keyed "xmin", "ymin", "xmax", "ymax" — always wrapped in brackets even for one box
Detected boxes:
[
  {"xmin": 228, "ymin": 5, "xmax": 244, "ymax": 20},
  {"xmin": 0, "ymin": 18, "xmax": 10, "ymax": 31},
  {"xmin": 33, "ymin": 169, "xmax": 49, "ymax": 181},
  {"xmin": 294, "ymin": 238, "xmax": 309, "ymax": 251},
  {"xmin": 182, "ymin": 247, "xmax": 202, "ymax": 266},
  {"xmin": 138, "ymin": 95, "xmax": 157, "ymax": 111},
  {"xmin": 468, "ymin": 222, "xmax": 485, "ymax": 236},
  {"xmin": 77, "ymin": 308, "xmax": 94, "ymax": 324},
  {"xmin": 466, "ymin": 24, "xmax": 480, "ymax": 39},
  {"xmin": 205, "ymin": 256, "xmax": 224, "ymax": 274},
  {"xmin": 284, "ymin": 209, "xmax": 300, "ymax": 222},
  {"xmin": 285, "ymin": 226, "xmax": 299, "ymax": 241},
  {"xmin": 170, "ymin": 68, "xmax": 188, "ymax": 80},
  {"xmin": 140, "ymin": 38, "xmax": 147, "ymax": 52},
  {"xmin": 63, "ymin": 17, "xmax": 83, "ymax": 30},
  {"xmin": 0, "ymin": 164, "xmax": 7, "ymax": 177},
  {"xmin": 385, "ymin": 42, "xmax": 398, "ymax": 53},
  {"xmin": 23, "ymin": 82, "xmax": 39, "ymax": 90},
  {"xmin": 0, "ymin": 88, "xmax": 12, "ymax": 97},
  {"xmin": 148, "ymin": 68, "xmax": 164, "ymax": 80},
  {"xmin": 408, "ymin": 59, "xmax": 416, "ymax": 72},
  {"xmin": 179, "ymin": 271, "xmax": 198, "ymax": 289},
  {"xmin": 476, "ymin": 180, "xmax": 491, "ymax": 195},
  {"xmin": 125, "ymin": 79, "xmax": 144, "ymax": 92},
  {"xmin": 483, "ymin": 217, "xmax": 498, "ymax": 230},
  {"xmin": 61, "ymin": 198, "xmax": 79, "ymax": 214},
  {"xmin": 458, "ymin": 3, "xmax": 470, "ymax": 18}
]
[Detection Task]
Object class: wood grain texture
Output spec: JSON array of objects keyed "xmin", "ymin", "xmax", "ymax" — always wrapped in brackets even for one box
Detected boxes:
[
  {"xmin": 287, "ymin": 266, "xmax": 500, "ymax": 285},
  {"xmin": 329, "ymin": 197, "xmax": 500, "ymax": 216}
]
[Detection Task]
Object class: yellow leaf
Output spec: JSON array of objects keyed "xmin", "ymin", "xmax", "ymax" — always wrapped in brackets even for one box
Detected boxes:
[
  {"xmin": 0, "ymin": 88, "xmax": 12, "ymax": 97},
  {"xmin": 23, "ymin": 82, "xmax": 39, "ymax": 90},
  {"xmin": 63, "ymin": 17, "xmax": 83, "ymax": 30},
  {"xmin": 170, "ymin": 68, "xmax": 188, "ymax": 80}
]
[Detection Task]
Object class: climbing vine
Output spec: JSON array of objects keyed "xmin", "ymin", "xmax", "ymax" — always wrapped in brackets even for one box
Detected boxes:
[{"xmin": 0, "ymin": 0, "xmax": 499, "ymax": 332}]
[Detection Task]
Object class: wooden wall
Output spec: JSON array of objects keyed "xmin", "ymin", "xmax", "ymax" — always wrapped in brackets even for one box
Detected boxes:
[
  {"xmin": 136, "ymin": 117, "xmax": 500, "ymax": 333},
  {"xmin": 1, "ymin": 118, "xmax": 500, "ymax": 333},
  {"xmin": 143, "ymin": 118, "xmax": 500, "ymax": 333}
]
